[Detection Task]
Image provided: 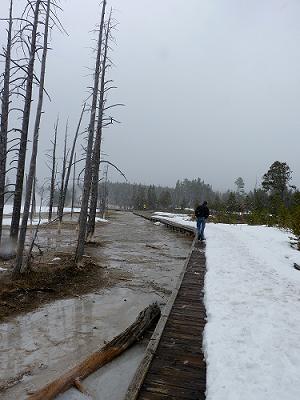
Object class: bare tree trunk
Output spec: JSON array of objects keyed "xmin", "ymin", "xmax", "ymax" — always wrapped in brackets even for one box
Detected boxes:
[
  {"xmin": 48, "ymin": 118, "xmax": 58, "ymax": 221},
  {"xmin": 10, "ymin": 0, "xmax": 41, "ymax": 241},
  {"xmin": 23, "ymin": 194, "xmax": 43, "ymax": 271},
  {"xmin": 100, "ymin": 164, "xmax": 109, "ymax": 218},
  {"xmin": 0, "ymin": 0, "xmax": 13, "ymax": 243},
  {"xmin": 14, "ymin": 0, "xmax": 51, "ymax": 275},
  {"xmin": 30, "ymin": 174, "xmax": 36, "ymax": 226},
  {"xmin": 87, "ymin": 14, "xmax": 111, "ymax": 239},
  {"xmin": 57, "ymin": 105, "xmax": 85, "ymax": 223},
  {"xmin": 71, "ymin": 152, "xmax": 76, "ymax": 218},
  {"xmin": 75, "ymin": 0, "xmax": 107, "ymax": 263},
  {"xmin": 57, "ymin": 122, "xmax": 68, "ymax": 226}
]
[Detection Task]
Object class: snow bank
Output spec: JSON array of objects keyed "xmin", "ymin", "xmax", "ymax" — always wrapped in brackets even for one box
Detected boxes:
[
  {"xmin": 152, "ymin": 213, "xmax": 300, "ymax": 399},
  {"xmin": 204, "ymin": 224, "xmax": 300, "ymax": 400},
  {"xmin": 153, "ymin": 212, "xmax": 195, "ymax": 228},
  {"xmin": 96, "ymin": 217, "xmax": 108, "ymax": 223}
]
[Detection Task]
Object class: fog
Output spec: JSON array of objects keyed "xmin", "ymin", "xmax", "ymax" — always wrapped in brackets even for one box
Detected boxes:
[{"xmin": 1, "ymin": 0, "xmax": 300, "ymax": 191}]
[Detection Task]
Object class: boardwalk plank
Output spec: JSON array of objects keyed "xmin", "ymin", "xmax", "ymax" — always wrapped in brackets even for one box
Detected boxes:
[{"xmin": 136, "ymin": 240, "xmax": 207, "ymax": 400}]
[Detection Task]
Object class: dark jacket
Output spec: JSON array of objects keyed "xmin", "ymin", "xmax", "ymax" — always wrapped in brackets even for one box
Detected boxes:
[{"xmin": 195, "ymin": 204, "xmax": 209, "ymax": 219}]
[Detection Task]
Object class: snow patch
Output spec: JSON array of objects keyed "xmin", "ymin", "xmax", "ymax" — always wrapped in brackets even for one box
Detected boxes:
[
  {"xmin": 153, "ymin": 213, "xmax": 300, "ymax": 399},
  {"xmin": 95, "ymin": 217, "xmax": 108, "ymax": 223}
]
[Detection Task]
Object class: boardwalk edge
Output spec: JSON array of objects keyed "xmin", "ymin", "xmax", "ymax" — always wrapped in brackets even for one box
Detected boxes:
[{"xmin": 124, "ymin": 235, "xmax": 197, "ymax": 400}]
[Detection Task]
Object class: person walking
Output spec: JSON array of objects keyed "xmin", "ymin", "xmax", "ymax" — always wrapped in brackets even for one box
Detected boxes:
[{"xmin": 195, "ymin": 201, "xmax": 209, "ymax": 241}]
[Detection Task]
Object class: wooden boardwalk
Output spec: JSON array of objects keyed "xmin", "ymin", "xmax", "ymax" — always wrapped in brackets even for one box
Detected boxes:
[{"xmin": 126, "ymin": 221, "xmax": 207, "ymax": 400}]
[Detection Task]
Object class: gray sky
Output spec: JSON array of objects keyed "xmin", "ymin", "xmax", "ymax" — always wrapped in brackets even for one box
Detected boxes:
[{"xmin": 1, "ymin": 0, "xmax": 300, "ymax": 191}]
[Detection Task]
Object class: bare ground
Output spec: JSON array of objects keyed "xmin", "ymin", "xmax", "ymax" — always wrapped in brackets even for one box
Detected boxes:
[{"xmin": 0, "ymin": 217, "xmax": 127, "ymax": 322}]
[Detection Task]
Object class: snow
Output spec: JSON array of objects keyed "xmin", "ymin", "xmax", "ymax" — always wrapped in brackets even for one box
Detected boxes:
[
  {"xmin": 153, "ymin": 211, "xmax": 195, "ymax": 227},
  {"xmin": 152, "ymin": 212, "xmax": 300, "ymax": 399},
  {"xmin": 3, "ymin": 205, "xmax": 81, "ymax": 215},
  {"xmin": 95, "ymin": 217, "xmax": 108, "ymax": 223},
  {"xmin": 1, "ymin": 218, "xmax": 49, "ymax": 226},
  {"xmin": 1, "ymin": 205, "xmax": 107, "ymax": 225}
]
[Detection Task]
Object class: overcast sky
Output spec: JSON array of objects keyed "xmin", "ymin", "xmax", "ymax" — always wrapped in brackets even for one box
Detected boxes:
[{"xmin": 1, "ymin": 0, "xmax": 300, "ymax": 191}]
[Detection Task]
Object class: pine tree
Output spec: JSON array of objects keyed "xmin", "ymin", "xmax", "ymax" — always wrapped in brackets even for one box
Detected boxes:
[{"xmin": 262, "ymin": 161, "xmax": 292, "ymax": 200}]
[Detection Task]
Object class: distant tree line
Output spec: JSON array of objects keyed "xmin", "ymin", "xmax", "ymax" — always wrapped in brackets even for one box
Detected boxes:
[
  {"xmin": 106, "ymin": 162, "xmax": 300, "ymax": 248},
  {"xmin": 105, "ymin": 178, "xmax": 217, "ymax": 211},
  {"xmin": 210, "ymin": 161, "xmax": 300, "ymax": 248}
]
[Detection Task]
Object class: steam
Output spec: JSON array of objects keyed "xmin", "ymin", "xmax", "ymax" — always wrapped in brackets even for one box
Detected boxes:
[{"xmin": 0, "ymin": 237, "xmax": 16, "ymax": 260}]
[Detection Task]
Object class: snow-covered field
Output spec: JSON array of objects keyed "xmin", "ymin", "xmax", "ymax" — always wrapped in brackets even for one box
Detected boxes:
[
  {"xmin": 1, "ymin": 205, "xmax": 108, "ymax": 225},
  {"xmin": 152, "ymin": 212, "xmax": 300, "ymax": 400}
]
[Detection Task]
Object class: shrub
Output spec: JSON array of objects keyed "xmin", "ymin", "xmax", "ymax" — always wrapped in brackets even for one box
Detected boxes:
[{"xmin": 290, "ymin": 206, "xmax": 300, "ymax": 249}]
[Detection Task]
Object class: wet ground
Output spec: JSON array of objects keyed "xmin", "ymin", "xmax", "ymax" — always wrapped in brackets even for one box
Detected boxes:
[{"xmin": 0, "ymin": 212, "xmax": 192, "ymax": 399}]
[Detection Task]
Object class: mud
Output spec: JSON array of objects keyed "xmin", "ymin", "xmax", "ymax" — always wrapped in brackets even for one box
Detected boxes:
[
  {"xmin": 0, "ymin": 212, "xmax": 192, "ymax": 399},
  {"xmin": 0, "ymin": 221, "xmax": 113, "ymax": 322}
]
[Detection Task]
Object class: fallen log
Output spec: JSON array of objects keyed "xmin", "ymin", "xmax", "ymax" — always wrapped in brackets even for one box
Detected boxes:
[{"xmin": 27, "ymin": 303, "xmax": 161, "ymax": 400}]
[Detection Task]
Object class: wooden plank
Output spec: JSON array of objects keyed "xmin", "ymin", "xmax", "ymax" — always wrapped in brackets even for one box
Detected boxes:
[
  {"xmin": 136, "ymin": 239, "xmax": 206, "ymax": 399},
  {"xmin": 124, "ymin": 238, "xmax": 197, "ymax": 400},
  {"xmin": 140, "ymin": 381, "xmax": 205, "ymax": 400},
  {"xmin": 127, "ymin": 213, "xmax": 206, "ymax": 400}
]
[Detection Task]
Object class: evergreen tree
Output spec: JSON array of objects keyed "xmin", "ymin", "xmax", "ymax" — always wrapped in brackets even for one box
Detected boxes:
[
  {"xmin": 135, "ymin": 185, "xmax": 146, "ymax": 210},
  {"xmin": 235, "ymin": 177, "xmax": 245, "ymax": 195},
  {"xmin": 159, "ymin": 190, "xmax": 172, "ymax": 209},
  {"xmin": 226, "ymin": 192, "xmax": 238, "ymax": 212},
  {"xmin": 147, "ymin": 185, "xmax": 157, "ymax": 209},
  {"xmin": 262, "ymin": 161, "xmax": 292, "ymax": 200}
]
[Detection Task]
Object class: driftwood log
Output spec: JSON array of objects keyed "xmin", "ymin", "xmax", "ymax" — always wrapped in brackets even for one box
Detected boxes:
[{"xmin": 27, "ymin": 303, "xmax": 160, "ymax": 400}]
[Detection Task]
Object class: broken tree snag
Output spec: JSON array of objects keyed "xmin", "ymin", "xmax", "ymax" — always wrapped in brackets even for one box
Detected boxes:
[{"xmin": 27, "ymin": 303, "xmax": 161, "ymax": 400}]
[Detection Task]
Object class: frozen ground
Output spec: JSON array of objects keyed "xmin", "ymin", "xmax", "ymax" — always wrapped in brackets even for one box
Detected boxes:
[
  {"xmin": 1, "ymin": 205, "xmax": 107, "ymax": 225},
  {"xmin": 0, "ymin": 212, "xmax": 191, "ymax": 399},
  {"xmin": 153, "ymin": 212, "xmax": 300, "ymax": 400},
  {"xmin": 3, "ymin": 205, "xmax": 81, "ymax": 215}
]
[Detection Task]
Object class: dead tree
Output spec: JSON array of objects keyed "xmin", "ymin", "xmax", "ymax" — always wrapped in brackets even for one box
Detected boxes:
[
  {"xmin": 86, "ymin": 12, "xmax": 125, "ymax": 237},
  {"xmin": 0, "ymin": 0, "xmax": 13, "ymax": 243},
  {"xmin": 48, "ymin": 117, "xmax": 58, "ymax": 221},
  {"xmin": 30, "ymin": 174, "xmax": 36, "ymax": 225},
  {"xmin": 57, "ymin": 105, "xmax": 85, "ymax": 224},
  {"xmin": 57, "ymin": 121, "xmax": 68, "ymax": 227},
  {"xmin": 99, "ymin": 164, "xmax": 108, "ymax": 218},
  {"xmin": 14, "ymin": 0, "xmax": 51, "ymax": 275},
  {"xmin": 87, "ymin": 12, "xmax": 111, "ymax": 239},
  {"xmin": 10, "ymin": 0, "xmax": 42, "ymax": 241},
  {"xmin": 75, "ymin": 0, "xmax": 107, "ymax": 263},
  {"xmin": 71, "ymin": 152, "xmax": 76, "ymax": 218},
  {"xmin": 23, "ymin": 192, "xmax": 43, "ymax": 271}
]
